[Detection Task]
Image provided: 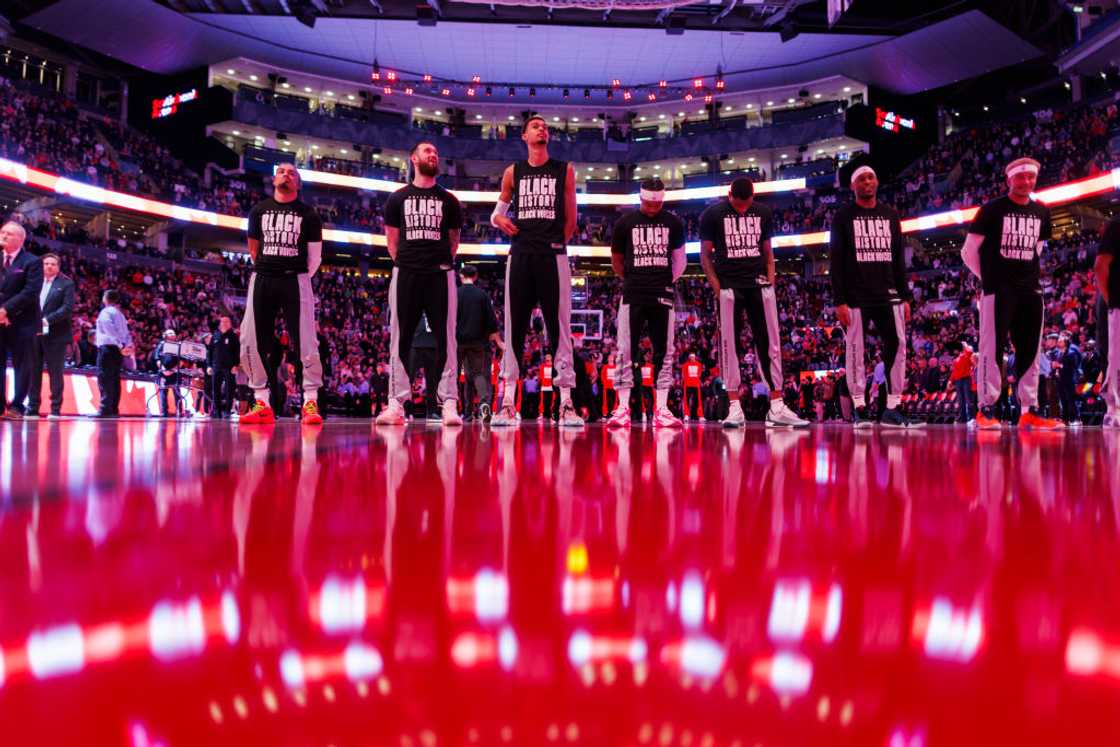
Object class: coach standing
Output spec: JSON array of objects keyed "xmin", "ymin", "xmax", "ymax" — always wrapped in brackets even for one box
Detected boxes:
[
  {"xmin": 94, "ymin": 289, "xmax": 133, "ymax": 417},
  {"xmin": 0, "ymin": 221, "xmax": 44, "ymax": 420},
  {"xmin": 28, "ymin": 253, "xmax": 75, "ymax": 418}
]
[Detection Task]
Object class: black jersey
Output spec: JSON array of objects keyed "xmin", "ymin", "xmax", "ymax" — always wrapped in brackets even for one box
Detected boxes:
[
  {"xmin": 829, "ymin": 201, "xmax": 910, "ymax": 307},
  {"xmin": 1098, "ymin": 217, "xmax": 1120, "ymax": 310},
  {"xmin": 384, "ymin": 184, "xmax": 463, "ymax": 272},
  {"xmin": 611, "ymin": 208, "xmax": 686, "ymax": 305},
  {"xmin": 247, "ymin": 197, "xmax": 322, "ymax": 276},
  {"xmin": 510, "ymin": 159, "xmax": 568, "ymax": 255},
  {"xmin": 968, "ymin": 196, "xmax": 1052, "ymax": 294},
  {"xmin": 698, "ymin": 199, "xmax": 774, "ymax": 289}
]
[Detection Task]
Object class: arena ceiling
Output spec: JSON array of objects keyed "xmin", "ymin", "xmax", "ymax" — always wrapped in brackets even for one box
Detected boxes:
[{"xmin": 12, "ymin": 0, "xmax": 1055, "ymax": 98}]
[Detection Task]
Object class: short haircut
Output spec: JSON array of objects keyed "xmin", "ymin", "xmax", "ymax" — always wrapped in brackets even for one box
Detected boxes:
[
  {"xmin": 103, "ymin": 289, "xmax": 120, "ymax": 305},
  {"xmin": 410, "ymin": 140, "xmax": 436, "ymax": 157},
  {"xmin": 640, "ymin": 177, "xmax": 666, "ymax": 192},
  {"xmin": 730, "ymin": 178, "xmax": 754, "ymax": 200},
  {"xmin": 524, "ymin": 115, "xmax": 547, "ymax": 128},
  {"xmin": 42, "ymin": 252, "xmax": 60, "ymax": 264},
  {"xmin": 2, "ymin": 221, "xmax": 26, "ymax": 244},
  {"xmin": 459, "ymin": 264, "xmax": 479, "ymax": 279}
]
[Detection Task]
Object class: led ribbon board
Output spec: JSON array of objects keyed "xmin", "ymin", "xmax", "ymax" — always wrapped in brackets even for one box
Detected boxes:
[
  {"xmin": 1, "ymin": 158, "xmax": 1117, "ymax": 257},
  {"xmin": 151, "ymin": 89, "xmax": 199, "ymax": 120}
]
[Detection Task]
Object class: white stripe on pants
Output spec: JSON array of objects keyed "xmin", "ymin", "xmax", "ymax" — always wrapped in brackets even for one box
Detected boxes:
[
  {"xmin": 845, "ymin": 307, "xmax": 867, "ymax": 408},
  {"xmin": 977, "ymin": 293, "xmax": 1002, "ymax": 408},
  {"xmin": 438, "ymin": 271, "xmax": 459, "ymax": 404},
  {"xmin": 616, "ymin": 300, "xmax": 634, "ymax": 390},
  {"xmin": 387, "ymin": 268, "xmax": 411, "ymax": 404},
  {"xmin": 717, "ymin": 289, "xmax": 741, "ymax": 393},
  {"xmin": 1106, "ymin": 309, "xmax": 1120, "ymax": 415},
  {"xmin": 554, "ymin": 255, "xmax": 576, "ymax": 390},
  {"xmin": 887, "ymin": 304, "xmax": 907, "ymax": 410},
  {"xmin": 657, "ymin": 304, "xmax": 676, "ymax": 392}
]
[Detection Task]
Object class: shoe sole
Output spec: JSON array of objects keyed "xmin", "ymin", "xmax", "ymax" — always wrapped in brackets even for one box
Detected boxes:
[{"xmin": 722, "ymin": 422, "xmax": 745, "ymax": 429}]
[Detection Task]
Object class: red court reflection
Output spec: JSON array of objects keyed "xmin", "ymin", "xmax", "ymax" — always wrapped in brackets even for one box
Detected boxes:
[{"xmin": 1, "ymin": 421, "xmax": 1119, "ymax": 745}]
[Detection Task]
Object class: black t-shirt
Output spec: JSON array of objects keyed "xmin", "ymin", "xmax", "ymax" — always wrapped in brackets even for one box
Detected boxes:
[
  {"xmin": 699, "ymin": 200, "xmax": 774, "ymax": 288},
  {"xmin": 511, "ymin": 159, "xmax": 568, "ymax": 255},
  {"xmin": 247, "ymin": 197, "xmax": 322, "ymax": 276},
  {"xmin": 611, "ymin": 208, "xmax": 685, "ymax": 305},
  {"xmin": 383, "ymin": 184, "xmax": 463, "ymax": 272},
  {"xmin": 968, "ymin": 196, "xmax": 1052, "ymax": 294},
  {"xmin": 1099, "ymin": 217, "xmax": 1120, "ymax": 310},
  {"xmin": 829, "ymin": 202, "xmax": 911, "ymax": 307}
]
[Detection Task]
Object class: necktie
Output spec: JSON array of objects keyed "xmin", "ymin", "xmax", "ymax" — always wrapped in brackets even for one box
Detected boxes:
[{"xmin": 2, "ymin": 254, "xmax": 10, "ymax": 269}]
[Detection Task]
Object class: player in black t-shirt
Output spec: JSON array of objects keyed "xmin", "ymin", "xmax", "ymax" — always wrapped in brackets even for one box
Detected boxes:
[
  {"xmin": 961, "ymin": 156, "xmax": 1063, "ymax": 430},
  {"xmin": 1094, "ymin": 216, "xmax": 1120, "ymax": 428},
  {"xmin": 489, "ymin": 115, "xmax": 582, "ymax": 427},
  {"xmin": 830, "ymin": 164, "xmax": 921, "ymax": 429},
  {"xmin": 240, "ymin": 162, "xmax": 325, "ymax": 425},
  {"xmin": 699, "ymin": 178, "xmax": 808, "ymax": 429},
  {"xmin": 376, "ymin": 141, "xmax": 464, "ymax": 427},
  {"xmin": 606, "ymin": 178, "xmax": 687, "ymax": 429}
]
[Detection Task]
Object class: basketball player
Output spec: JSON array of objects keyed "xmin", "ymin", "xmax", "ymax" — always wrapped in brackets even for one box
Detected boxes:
[
  {"xmin": 239, "ymin": 162, "xmax": 324, "ymax": 425},
  {"xmin": 830, "ymin": 164, "xmax": 921, "ymax": 428},
  {"xmin": 607, "ymin": 178, "xmax": 686, "ymax": 429},
  {"xmin": 961, "ymin": 156, "xmax": 1063, "ymax": 430},
  {"xmin": 376, "ymin": 141, "xmax": 463, "ymax": 427},
  {"xmin": 490, "ymin": 115, "xmax": 582, "ymax": 427},
  {"xmin": 1094, "ymin": 215, "xmax": 1120, "ymax": 428},
  {"xmin": 683, "ymin": 353, "xmax": 702, "ymax": 422},
  {"xmin": 699, "ymin": 178, "xmax": 808, "ymax": 428}
]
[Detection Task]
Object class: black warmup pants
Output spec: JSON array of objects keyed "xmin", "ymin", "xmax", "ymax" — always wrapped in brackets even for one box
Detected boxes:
[
  {"xmin": 460, "ymin": 344, "xmax": 493, "ymax": 412},
  {"xmin": 0, "ymin": 328, "xmax": 34, "ymax": 414},
  {"xmin": 615, "ymin": 301, "xmax": 674, "ymax": 394},
  {"xmin": 211, "ymin": 367, "xmax": 235, "ymax": 417},
  {"xmin": 388, "ymin": 268, "xmax": 457, "ymax": 406},
  {"xmin": 844, "ymin": 304, "xmax": 906, "ymax": 410},
  {"xmin": 717, "ymin": 286, "xmax": 782, "ymax": 395},
  {"xmin": 978, "ymin": 290, "xmax": 1044, "ymax": 410},
  {"xmin": 240, "ymin": 273, "xmax": 323, "ymax": 401},
  {"xmin": 28, "ymin": 333, "xmax": 68, "ymax": 414},
  {"xmin": 97, "ymin": 345, "xmax": 122, "ymax": 415},
  {"xmin": 500, "ymin": 253, "xmax": 575, "ymax": 404}
]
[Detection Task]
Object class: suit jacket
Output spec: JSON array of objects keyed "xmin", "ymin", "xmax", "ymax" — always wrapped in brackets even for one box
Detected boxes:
[
  {"xmin": 0, "ymin": 250, "xmax": 44, "ymax": 337},
  {"xmin": 39, "ymin": 274, "xmax": 75, "ymax": 340}
]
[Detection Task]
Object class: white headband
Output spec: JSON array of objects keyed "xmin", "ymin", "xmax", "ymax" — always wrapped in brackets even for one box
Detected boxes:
[
  {"xmin": 1006, "ymin": 163, "xmax": 1039, "ymax": 178},
  {"xmin": 851, "ymin": 165, "xmax": 876, "ymax": 182},
  {"xmin": 639, "ymin": 188, "xmax": 666, "ymax": 202}
]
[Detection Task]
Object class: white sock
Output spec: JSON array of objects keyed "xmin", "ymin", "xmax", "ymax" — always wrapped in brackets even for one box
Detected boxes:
[
  {"xmin": 252, "ymin": 388, "xmax": 269, "ymax": 403},
  {"xmin": 729, "ymin": 399, "xmax": 743, "ymax": 414},
  {"xmin": 655, "ymin": 389, "xmax": 668, "ymax": 409},
  {"xmin": 304, "ymin": 394, "xmax": 317, "ymax": 404},
  {"xmin": 616, "ymin": 388, "xmax": 631, "ymax": 409}
]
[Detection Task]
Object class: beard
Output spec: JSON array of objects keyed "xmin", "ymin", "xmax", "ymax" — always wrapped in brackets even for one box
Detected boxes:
[{"xmin": 416, "ymin": 160, "xmax": 440, "ymax": 177}]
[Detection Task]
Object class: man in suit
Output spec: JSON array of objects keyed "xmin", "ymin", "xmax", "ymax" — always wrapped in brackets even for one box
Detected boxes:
[
  {"xmin": 28, "ymin": 252, "xmax": 75, "ymax": 418},
  {"xmin": 207, "ymin": 316, "xmax": 239, "ymax": 419},
  {"xmin": 0, "ymin": 221, "xmax": 44, "ymax": 420}
]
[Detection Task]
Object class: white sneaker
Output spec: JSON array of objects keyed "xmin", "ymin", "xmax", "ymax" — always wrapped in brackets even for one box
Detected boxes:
[
  {"xmin": 559, "ymin": 401, "xmax": 585, "ymax": 428},
  {"xmin": 653, "ymin": 406, "xmax": 682, "ymax": 429},
  {"xmin": 490, "ymin": 404, "xmax": 521, "ymax": 427},
  {"xmin": 722, "ymin": 405, "xmax": 746, "ymax": 429},
  {"xmin": 607, "ymin": 406, "xmax": 632, "ymax": 429},
  {"xmin": 441, "ymin": 400, "xmax": 463, "ymax": 427},
  {"xmin": 375, "ymin": 400, "xmax": 406, "ymax": 426},
  {"xmin": 766, "ymin": 400, "xmax": 810, "ymax": 428},
  {"xmin": 1103, "ymin": 412, "xmax": 1120, "ymax": 429}
]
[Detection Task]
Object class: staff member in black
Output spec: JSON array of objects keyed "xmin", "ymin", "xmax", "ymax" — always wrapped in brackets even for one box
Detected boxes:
[
  {"xmin": 961, "ymin": 156, "xmax": 1063, "ymax": 430},
  {"xmin": 1094, "ymin": 215, "xmax": 1120, "ymax": 429},
  {"xmin": 456, "ymin": 263, "xmax": 503, "ymax": 423},
  {"xmin": 377, "ymin": 140, "xmax": 463, "ymax": 427},
  {"xmin": 606, "ymin": 178, "xmax": 686, "ymax": 430},
  {"xmin": 0, "ymin": 221, "xmax": 43, "ymax": 420},
  {"xmin": 239, "ymin": 162, "xmax": 325, "ymax": 426},
  {"xmin": 830, "ymin": 164, "xmax": 921, "ymax": 429},
  {"xmin": 699, "ymin": 178, "xmax": 807, "ymax": 429},
  {"xmin": 156, "ymin": 329, "xmax": 185, "ymax": 417},
  {"xmin": 28, "ymin": 252, "xmax": 74, "ymax": 418},
  {"xmin": 208, "ymin": 315, "xmax": 239, "ymax": 419},
  {"xmin": 490, "ymin": 115, "xmax": 582, "ymax": 427}
]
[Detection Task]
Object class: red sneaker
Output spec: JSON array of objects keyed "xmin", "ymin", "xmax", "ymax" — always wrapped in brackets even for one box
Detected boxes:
[
  {"xmin": 240, "ymin": 400, "xmax": 275, "ymax": 425},
  {"xmin": 1019, "ymin": 410, "xmax": 1063, "ymax": 431},
  {"xmin": 974, "ymin": 412, "xmax": 1002, "ymax": 430},
  {"xmin": 301, "ymin": 400, "xmax": 323, "ymax": 426}
]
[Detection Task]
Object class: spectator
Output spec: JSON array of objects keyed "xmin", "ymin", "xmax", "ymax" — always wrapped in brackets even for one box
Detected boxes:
[{"xmin": 0, "ymin": 221, "xmax": 43, "ymax": 419}]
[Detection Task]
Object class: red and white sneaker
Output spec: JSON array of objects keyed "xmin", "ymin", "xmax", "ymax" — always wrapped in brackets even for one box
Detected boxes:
[
  {"xmin": 607, "ymin": 406, "xmax": 632, "ymax": 429},
  {"xmin": 375, "ymin": 400, "xmax": 406, "ymax": 426},
  {"xmin": 240, "ymin": 400, "xmax": 275, "ymax": 425},
  {"xmin": 653, "ymin": 406, "xmax": 682, "ymax": 429},
  {"xmin": 301, "ymin": 400, "xmax": 323, "ymax": 426},
  {"xmin": 1019, "ymin": 409, "xmax": 1064, "ymax": 431}
]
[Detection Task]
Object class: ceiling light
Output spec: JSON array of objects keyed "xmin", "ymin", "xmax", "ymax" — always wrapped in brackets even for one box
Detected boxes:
[
  {"xmin": 552, "ymin": 116, "xmax": 560, "ymax": 122},
  {"xmin": 697, "ymin": 109, "xmax": 704, "ymax": 114},
  {"xmin": 654, "ymin": 165, "xmax": 661, "ymax": 170},
  {"xmin": 787, "ymin": 97, "xmax": 795, "ymax": 104},
  {"xmin": 677, "ymin": 111, "xmax": 685, "ymax": 116},
  {"xmin": 748, "ymin": 157, "xmax": 756, "ymax": 162},
  {"xmin": 766, "ymin": 100, "xmax": 774, "ymax": 106},
  {"xmin": 311, "ymin": 144, "xmax": 319, "ymax": 149},
  {"xmin": 605, "ymin": 167, "xmax": 612, "ymax": 172},
  {"xmin": 679, "ymin": 163, "xmax": 687, "ymax": 168},
  {"xmin": 813, "ymin": 93, "xmax": 821, "ymax": 99},
  {"xmin": 983, "ymin": 105, "xmax": 989, "ymax": 111},
  {"xmin": 838, "ymin": 144, "xmax": 846, "ymax": 150},
  {"xmin": 591, "ymin": 117, "xmax": 598, "ymax": 122},
  {"xmin": 639, "ymin": 116, "xmax": 647, "ymax": 121},
  {"xmin": 746, "ymin": 103, "xmax": 753, "ymax": 109},
  {"xmin": 727, "ymin": 158, "xmax": 734, "ymax": 163},
  {"xmin": 415, "ymin": 107, "xmax": 423, "ymax": 112},
  {"xmin": 434, "ymin": 110, "xmax": 442, "ymax": 115},
  {"xmin": 780, "ymin": 154, "xmax": 788, "ymax": 158},
  {"xmin": 249, "ymin": 74, "xmax": 258, "ymax": 81},
  {"xmin": 724, "ymin": 106, "xmax": 732, "ymax": 112},
  {"xmin": 347, "ymin": 94, "xmax": 355, "ymax": 100},
  {"xmin": 816, "ymin": 149, "xmax": 824, "ymax": 154},
  {"xmin": 226, "ymin": 68, "xmax": 235, "ymax": 75},
  {"xmin": 634, "ymin": 166, "xmax": 642, "ymax": 171},
  {"xmin": 281, "ymin": 83, "xmax": 291, "ymax": 89},
  {"xmin": 325, "ymin": 91, "xmax": 334, "ymax": 96},
  {"xmin": 843, "ymin": 86, "xmax": 851, "ymax": 92},
  {"xmin": 659, "ymin": 114, "xmax": 666, "ymax": 119},
  {"xmin": 304, "ymin": 86, "xmax": 313, "ymax": 92},
  {"xmin": 586, "ymin": 166, "xmax": 594, "ymax": 171},
  {"xmin": 232, "ymin": 130, "xmax": 241, "ymax": 135},
  {"xmin": 393, "ymin": 157, "xmax": 400, "ymax": 162},
  {"xmin": 340, "ymin": 149, "xmax": 348, "ymax": 154},
  {"xmin": 508, "ymin": 115, "xmax": 515, "ymax": 120},
  {"xmin": 475, "ymin": 114, "xmax": 483, "ymax": 119},
  {"xmin": 572, "ymin": 117, "xmax": 580, "ymax": 122}
]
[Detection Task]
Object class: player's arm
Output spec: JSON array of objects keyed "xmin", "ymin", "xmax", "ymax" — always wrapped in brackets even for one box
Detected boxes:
[
  {"xmin": 1096, "ymin": 253, "xmax": 1113, "ymax": 305},
  {"xmin": 671, "ymin": 243, "xmax": 687, "ymax": 281},
  {"xmin": 491, "ymin": 166, "xmax": 518, "ymax": 237},
  {"xmin": 449, "ymin": 229, "xmax": 461, "ymax": 258},
  {"xmin": 248, "ymin": 238, "xmax": 260, "ymax": 263},
  {"xmin": 308, "ymin": 242, "xmax": 322, "ymax": 275},
  {"xmin": 564, "ymin": 163, "xmax": 578, "ymax": 243},
  {"xmin": 699, "ymin": 240, "xmax": 720, "ymax": 293},
  {"xmin": 960, "ymin": 233, "xmax": 983, "ymax": 278},
  {"xmin": 385, "ymin": 226, "xmax": 400, "ymax": 262},
  {"xmin": 762, "ymin": 237, "xmax": 775, "ymax": 287},
  {"xmin": 610, "ymin": 218, "xmax": 626, "ymax": 279},
  {"xmin": 829, "ymin": 220, "xmax": 850, "ymax": 327}
]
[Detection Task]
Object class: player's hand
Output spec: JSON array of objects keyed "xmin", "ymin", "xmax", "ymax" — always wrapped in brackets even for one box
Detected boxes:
[
  {"xmin": 902, "ymin": 302, "xmax": 911, "ymax": 323},
  {"xmin": 492, "ymin": 216, "xmax": 519, "ymax": 237},
  {"xmin": 708, "ymin": 279, "xmax": 721, "ymax": 294},
  {"xmin": 122, "ymin": 346, "xmax": 134, "ymax": 357},
  {"xmin": 836, "ymin": 304, "xmax": 851, "ymax": 328}
]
